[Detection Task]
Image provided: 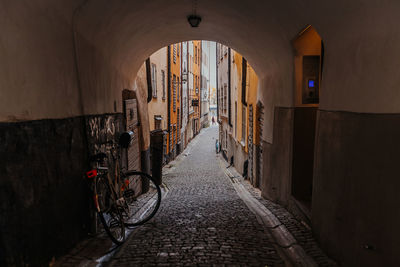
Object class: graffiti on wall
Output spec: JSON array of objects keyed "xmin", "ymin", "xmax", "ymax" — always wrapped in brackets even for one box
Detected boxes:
[{"xmin": 86, "ymin": 114, "xmax": 124, "ymax": 157}]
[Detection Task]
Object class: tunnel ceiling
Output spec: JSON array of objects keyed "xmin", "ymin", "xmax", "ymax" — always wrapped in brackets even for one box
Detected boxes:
[
  {"xmin": 75, "ymin": 0, "xmax": 400, "ymax": 113},
  {"xmin": 76, "ymin": 0, "xmax": 307, "ymax": 77},
  {"xmin": 1, "ymin": 0, "xmax": 400, "ymax": 123}
]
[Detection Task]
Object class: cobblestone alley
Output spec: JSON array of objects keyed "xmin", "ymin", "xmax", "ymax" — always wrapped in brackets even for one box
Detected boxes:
[
  {"xmin": 56, "ymin": 126, "xmax": 336, "ymax": 267},
  {"xmin": 107, "ymin": 126, "xmax": 285, "ymax": 266}
]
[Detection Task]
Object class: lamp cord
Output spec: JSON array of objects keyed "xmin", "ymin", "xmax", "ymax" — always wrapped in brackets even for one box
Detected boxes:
[{"xmin": 192, "ymin": 0, "xmax": 197, "ymax": 15}]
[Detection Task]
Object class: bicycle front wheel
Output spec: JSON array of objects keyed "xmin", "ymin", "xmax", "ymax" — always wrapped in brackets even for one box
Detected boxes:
[
  {"xmin": 120, "ymin": 171, "xmax": 162, "ymax": 227},
  {"xmin": 95, "ymin": 175, "xmax": 126, "ymax": 245}
]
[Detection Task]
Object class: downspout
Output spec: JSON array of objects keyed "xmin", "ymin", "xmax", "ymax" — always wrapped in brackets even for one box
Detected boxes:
[
  {"xmin": 180, "ymin": 44, "xmax": 183, "ymax": 130},
  {"xmin": 187, "ymin": 42, "xmax": 190, "ymax": 121},
  {"xmin": 199, "ymin": 42, "xmax": 202, "ymax": 125},
  {"xmin": 228, "ymin": 48, "xmax": 232, "ymax": 126},
  {"xmin": 167, "ymin": 46, "xmax": 171, "ymax": 153},
  {"xmin": 216, "ymin": 44, "xmax": 219, "ymax": 122}
]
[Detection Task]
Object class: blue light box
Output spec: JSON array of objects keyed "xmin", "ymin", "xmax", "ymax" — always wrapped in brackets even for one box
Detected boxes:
[{"xmin": 308, "ymin": 79, "xmax": 315, "ymax": 88}]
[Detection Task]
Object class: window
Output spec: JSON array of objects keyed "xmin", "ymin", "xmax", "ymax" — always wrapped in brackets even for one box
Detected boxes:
[
  {"xmin": 225, "ymin": 130, "xmax": 228, "ymax": 149},
  {"xmin": 177, "ymin": 43, "xmax": 180, "ymax": 57},
  {"xmin": 219, "ymin": 86, "xmax": 223, "ymax": 115},
  {"xmin": 151, "ymin": 63, "xmax": 157, "ymax": 98},
  {"xmin": 177, "ymin": 77, "xmax": 180, "ymax": 100},
  {"xmin": 173, "ymin": 75, "xmax": 176, "ymax": 112},
  {"xmin": 169, "ymin": 125, "xmax": 173, "ymax": 150},
  {"xmin": 242, "ymin": 106, "xmax": 246, "ymax": 143},
  {"xmin": 195, "ymin": 75, "xmax": 199, "ymax": 94},
  {"xmin": 235, "ymin": 102, "xmax": 237, "ymax": 138},
  {"xmin": 242, "ymin": 58, "xmax": 247, "ymax": 105},
  {"xmin": 224, "ymin": 84, "xmax": 227, "ymax": 113},
  {"xmin": 173, "ymin": 44, "xmax": 176, "ymax": 64},
  {"xmin": 177, "ymin": 108, "xmax": 180, "ymax": 131},
  {"xmin": 195, "ymin": 46, "xmax": 197, "ymax": 65},
  {"xmin": 161, "ymin": 70, "xmax": 166, "ymax": 100},
  {"xmin": 173, "ymin": 125, "xmax": 176, "ymax": 144},
  {"xmin": 154, "ymin": 115, "xmax": 162, "ymax": 130}
]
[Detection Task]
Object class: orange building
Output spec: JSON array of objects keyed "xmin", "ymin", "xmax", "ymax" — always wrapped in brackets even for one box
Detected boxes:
[
  {"xmin": 217, "ymin": 44, "xmax": 260, "ymax": 186},
  {"xmin": 188, "ymin": 40, "xmax": 201, "ymax": 138},
  {"xmin": 168, "ymin": 43, "xmax": 181, "ymax": 158}
]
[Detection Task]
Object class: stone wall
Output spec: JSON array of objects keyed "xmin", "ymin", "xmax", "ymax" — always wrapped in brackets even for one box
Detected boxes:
[
  {"xmin": 0, "ymin": 113, "xmax": 123, "ymax": 266},
  {"xmin": 312, "ymin": 110, "xmax": 400, "ymax": 266}
]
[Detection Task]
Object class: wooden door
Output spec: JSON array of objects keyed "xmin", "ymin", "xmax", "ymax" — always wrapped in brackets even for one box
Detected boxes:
[{"xmin": 124, "ymin": 99, "xmax": 141, "ymax": 196}]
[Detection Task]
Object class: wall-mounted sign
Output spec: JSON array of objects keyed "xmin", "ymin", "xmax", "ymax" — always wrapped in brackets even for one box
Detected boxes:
[{"xmin": 192, "ymin": 99, "xmax": 199, "ymax": 106}]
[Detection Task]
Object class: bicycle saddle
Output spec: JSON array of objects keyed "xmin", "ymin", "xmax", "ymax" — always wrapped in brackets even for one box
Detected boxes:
[{"xmin": 89, "ymin": 153, "xmax": 107, "ymax": 162}]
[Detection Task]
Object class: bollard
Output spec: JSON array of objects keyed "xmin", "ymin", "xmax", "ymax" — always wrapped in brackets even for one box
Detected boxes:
[{"xmin": 150, "ymin": 129, "xmax": 164, "ymax": 185}]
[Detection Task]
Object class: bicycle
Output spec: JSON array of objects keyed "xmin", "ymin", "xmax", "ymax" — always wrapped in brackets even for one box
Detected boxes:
[{"xmin": 85, "ymin": 135, "xmax": 162, "ymax": 245}]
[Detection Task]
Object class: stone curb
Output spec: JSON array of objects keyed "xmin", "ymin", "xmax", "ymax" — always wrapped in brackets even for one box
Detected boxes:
[{"xmin": 219, "ymin": 157, "xmax": 318, "ymax": 267}]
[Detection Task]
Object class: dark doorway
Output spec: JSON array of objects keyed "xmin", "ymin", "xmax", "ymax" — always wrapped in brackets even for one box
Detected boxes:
[{"xmin": 291, "ymin": 107, "xmax": 317, "ymax": 209}]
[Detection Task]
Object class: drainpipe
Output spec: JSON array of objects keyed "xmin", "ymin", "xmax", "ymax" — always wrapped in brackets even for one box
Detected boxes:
[
  {"xmin": 228, "ymin": 48, "xmax": 232, "ymax": 126},
  {"xmin": 167, "ymin": 46, "xmax": 171, "ymax": 153},
  {"xmin": 216, "ymin": 44, "xmax": 219, "ymax": 122},
  {"xmin": 180, "ymin": 43, "xmax": 183, "ymax": 131},
  {"xmin": 200, "ymin": 42, "xmax": 202, "ymax": 127},
  {"xmin": 187, "ymin": 42, "xmax": 189, "ymax": 122}
]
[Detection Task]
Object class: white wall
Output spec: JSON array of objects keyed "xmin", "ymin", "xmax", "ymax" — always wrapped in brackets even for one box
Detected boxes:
[{"xmin": 2, "ymin": 0, "xmax": 400, "ymax": 141}]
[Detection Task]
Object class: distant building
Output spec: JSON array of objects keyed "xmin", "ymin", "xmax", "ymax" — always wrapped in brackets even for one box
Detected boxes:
[
  {"xmin": 188, "ymin": 41, "xmax": 201, "ymax": 139},
  {"xmin": 138, "ymin": 41, "xmax": 207, "ymax": 163},
  {"xmin": 147, "ymin": 47, "xmax": 169, "ymax": 163},
  {"xmin": 217, "ymin": 44, "xmax": 261, "ymax": 186},
  {"xmin": 168, "ymin": 43, "xmax": 181, "ymax": 158},
  {"xmin": 180, "ymin": 42, "xmax": 189, "ymax": 149},
  {"xmin": 200, "ymin": 41, "xmax": 210, "ymax": 128}
]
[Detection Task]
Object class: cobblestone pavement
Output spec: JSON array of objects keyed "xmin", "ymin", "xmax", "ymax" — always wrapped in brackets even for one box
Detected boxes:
[
  {"xmin": 237, "ymin": 178, "xmax": 337, "ymax": 267},
  {"xmin": 107, "ymin": 126, "xmax": 285, "ymax": 266}
]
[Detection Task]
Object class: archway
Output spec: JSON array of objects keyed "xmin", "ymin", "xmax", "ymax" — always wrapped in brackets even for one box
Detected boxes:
[{"xmin": 1, "ymin": 1, "xmax": 400, "ymax": 266}]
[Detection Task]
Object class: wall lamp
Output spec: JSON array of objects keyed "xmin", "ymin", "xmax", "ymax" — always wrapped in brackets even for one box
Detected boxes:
[{"xmin": 188, "ymin": 15, "xmax": 201, "ymax": 27}]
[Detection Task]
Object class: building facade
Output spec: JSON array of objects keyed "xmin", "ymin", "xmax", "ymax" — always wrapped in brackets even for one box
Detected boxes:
[
  {"xmin": 217, "ymin": 44, "xmax": 260, "ymax": 184},
  {"xmin": 188, "ymin": 41, "xmax": 201, "ymax": 140},
  {"xmin": 145, "ymin": 41, "xmax": 208, "ymax": 163},
  {"xmin": 200, "ymin": 40, "xmax": 210, "ymax": 129},
  {"xmin": 147, "ymin": 47, "xmax": 168, "ymax": 133},
  {"xmin": 168, "ymin": 43, "xmax": 181, "ymax": 158},
  {"xmin": 180, "ymin": 41, "xmax": 189, "ymax": 149}
]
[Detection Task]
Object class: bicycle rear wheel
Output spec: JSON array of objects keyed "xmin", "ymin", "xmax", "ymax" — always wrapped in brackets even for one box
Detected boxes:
[
  {"xmin": 120, "ymin": 171, "xmax": 161, "ymax": 227},
  {"xmin": 95, "ymin": 175, "xmax": 125, "ymax": 245}
]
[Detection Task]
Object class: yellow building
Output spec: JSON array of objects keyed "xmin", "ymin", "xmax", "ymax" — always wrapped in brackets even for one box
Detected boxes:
[
  {"xmin": 148, "ymin": 47, "xmax": 168, "ymax": 133},
  {"xmin": 168, "ymin": 43, "xmax": 181, "ymax": 157},
  {"xmin": 145, "ymin": 41, "xmax": 205, "ymax": 162},
  {"xmin": 188, "ymin": 40, "xmax": 201, "ymax": 138},
  {"xmin": 217, "ymin": 44, "xmax": 260, "ymax": 186}
]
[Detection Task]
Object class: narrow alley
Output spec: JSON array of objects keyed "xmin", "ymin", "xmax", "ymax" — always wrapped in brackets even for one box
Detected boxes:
[
  {"xmin": 2, "ymin": 2, "xmax": 400, "ymax": 266},
  {"xmin": 56, "ymin": 126, "xmax": 335, "ymax": 266},
  {"xmin": 108, "ymin": 126, "xmax": 284, "ymax": 266}
]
